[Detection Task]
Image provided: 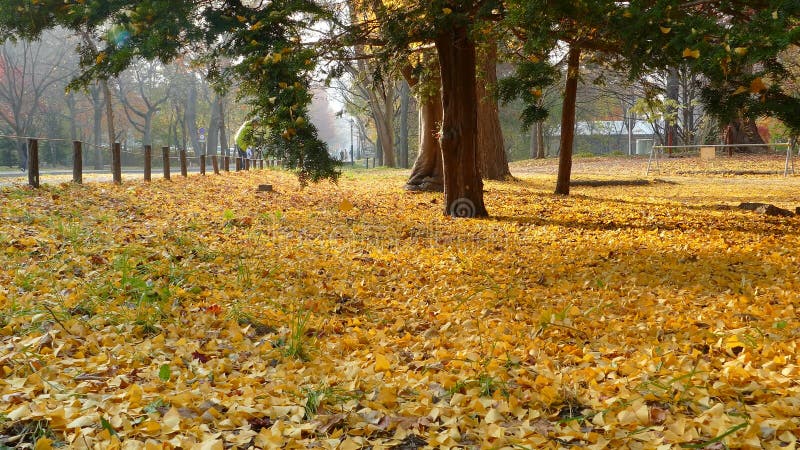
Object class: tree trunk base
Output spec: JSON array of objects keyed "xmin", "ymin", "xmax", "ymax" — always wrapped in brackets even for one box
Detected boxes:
[{"xmin": 404, "ymin": 176, "xmax": 444, "ymax": 192}]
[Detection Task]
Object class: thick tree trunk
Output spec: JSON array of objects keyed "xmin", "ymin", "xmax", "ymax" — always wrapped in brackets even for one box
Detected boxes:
[
  {"xmin": 406, "ymin": 93, "xmax": 444, "ymax": 191},
  {"xmin": 402, "ymin": 63, "xmax": 443, "ymax": 192},
  {"xmin": 532, "ymin": 122, "xmax": 546, "ymax": 159},
  {"xmin": 435, "ymin": 26, "xmax": 487, "ymax": 217},
  {"xmin": 380, "ymin": 94, "xmax": 396, "ymax": 167},
  {"xmin": 555, "ymin": 45, "xmax": 581, "ymax": 196},
  {"xmin": 219, "ymin": 99, "xmax": 228, "ymax": 156},
  {"xmin": 90, "ymin": 84, "xmax": 104, "ymax": 169},
  {"xmin": 185, "ymin": 77, "xmax": 201, "ymax": 154},
  {"xmin": 530, "ymin": 115, "xmax": 546, "ymax": 159},
  {"xmin": 723, "ymin": 117, "xmax": 765, "ymax": 155},
  {"xmin": 665, "ymin": 67, "xmax": 679, "ymax": 153},
  {"xmin": 399, "ymin": 81, "xmax": 410, "ymax": 169},
  {"xmin": 476, "ymin": 43, "xmax": 510, "ymax": 180},
  {"xmin": 102, "ymin": 80, "xmax": 115, "ymax": 154},
  {"xmin": 143, "ymin": 114, "xmax": 152, "ymax": 147}
]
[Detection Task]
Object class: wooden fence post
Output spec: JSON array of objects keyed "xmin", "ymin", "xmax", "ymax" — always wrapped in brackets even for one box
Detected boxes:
[
  {"xmin": 112, "ymin": 142, "xmax": 122, "ymax": 184},
  {"xmin": 212, "ymin": 155, "xmax": 219, "ymax": 174},
  {"xmin": 27, "ymin": 139, "xmax": 39, "ymax": 188},
  {"xmin": 162, "ymin": 147, "xmax": 171, "ymax": 180},
  {"xmin": 200, "ymin": 155, "xmax": 206, "ymax": 175},
  {"xmin": 235, "ymin": 157, "xmax": 241, "ymax": 171},
  {"xmin": 144, "ymin": 145, "xmax": 152, "ymax": 181},
  {"xmin": 180, "ymin": 149, "xmax": 188, "ymax": 177},
  {"xmin": 259, "ymin": 159, "xmax": 264, "ymax": 169},
  {"xmin": 72, "ymin": 141, "xmax": 82, "ymax": 184},
  {"xmin": 224, "ymin": 155, "xmax": 230, "ymax": 172}
]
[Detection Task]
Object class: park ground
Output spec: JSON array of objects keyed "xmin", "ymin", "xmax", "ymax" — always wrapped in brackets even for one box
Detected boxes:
[{"xmin": 1, "ymin": 155, "xmax": 799, "ymax": 449}]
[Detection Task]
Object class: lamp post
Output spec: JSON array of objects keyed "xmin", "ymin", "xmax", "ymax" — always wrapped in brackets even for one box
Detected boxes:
[{"xmin": 349, "ymin": 119, "xmax": 354, "ymax": 166}]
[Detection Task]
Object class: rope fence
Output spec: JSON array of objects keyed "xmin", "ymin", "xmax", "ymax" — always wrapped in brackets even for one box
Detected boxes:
[{"xmin": 1, "ymin": 136, "xmax": 284, "ymax": 188}]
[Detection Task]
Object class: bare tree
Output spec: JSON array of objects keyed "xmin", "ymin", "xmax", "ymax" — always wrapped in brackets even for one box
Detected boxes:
[
  {"xmin": 0, "ymin": 31, "xmax": 75, "ymax": 168},
  {"xmin": 116, "ymin": 60, "xmax": 171, "ymax": 147}
]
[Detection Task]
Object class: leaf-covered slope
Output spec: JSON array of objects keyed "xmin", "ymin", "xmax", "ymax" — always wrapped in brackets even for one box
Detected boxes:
[{"xmin": 1, "ymin": 166, "xmax": 799, "ymax": 449}]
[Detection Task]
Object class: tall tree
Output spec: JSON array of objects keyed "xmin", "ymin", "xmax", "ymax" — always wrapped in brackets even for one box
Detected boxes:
[
  {"xmin": 398, "ymin": 80, "xmax": 411, "ymax": 169},
  {"xmin": 0, "ymin": 31, "xmax": 73, "ymax": 168},
  {"xmin": 401, "ymin": 59, "xmax": 444, "ymax": 192},
  {"xmin": 116, "ymin": 61, "xmax": 170, "ymax": 146},
  {"xmin": 500, "ymin": 0, "xmax": 800, "ymax": 195},
  {"xmin": 476, "ymin": 42, "xmax": 510, "ymax": 180}
]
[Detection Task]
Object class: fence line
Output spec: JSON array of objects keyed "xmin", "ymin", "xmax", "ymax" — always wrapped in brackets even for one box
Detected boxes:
[
  {"xmin": 9, "ymin": 138, "xmax": 284, "ymax": 188},
  {"xmin": 646, "ymin": 142, "xmax": 797, "ymax": 176},
  {"xmin": 0, "ymin": 132, "xmax": 72, "ymax": 144}
]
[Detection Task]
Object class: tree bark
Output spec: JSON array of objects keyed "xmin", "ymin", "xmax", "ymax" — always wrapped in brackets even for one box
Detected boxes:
[
  {"xmin": 476, "ymin": 42, "xmax": 510, "ymax": 180},
  {"xmin": 208, "ymin": 93, "xmax": 221, "ymax": 155},
  {"xmin": 723, "ymin": 117, "xmax": 765, "ymax": 155},
  {"xmin": 555, "ymin": 45, "xmax": 581, "ymax": 196},
  {"xmin": 405, "ymin": 93, "xmax": 444, "ymax": 191},
  {"xmin": 219, "ymin": 99, "xmax": 228, "ymax": 156},
  {"xmin": 402, "ymin": 63, "xmax": 444, "ymax": 192},
  {"xmin": 665, "ymin": 67, "xmax": 679, "ymax": 153},
  {"xmin": 399, "ymin": 80, "xmax": 410, "ymax": 169},
  {"xmin": 532, "ymin": 122, "xmax": 546, "ymax": 159},
  {"xmin": 102, "ymin": 80, "xmax": 116, "ymax": 154},
  {"xmin": 435, "ymin": 25, "xmax": 487, "ymax": 217},
  {"xmin": 90, "ymin": 84, "xmax": 104, "ymax": 169},
  {"xmin": 185, "ymin": 76, "xmax": 201, "ymax": 154}
]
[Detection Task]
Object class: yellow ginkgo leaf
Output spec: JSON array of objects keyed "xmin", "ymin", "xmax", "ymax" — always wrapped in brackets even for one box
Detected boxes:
[
  {"xmin": 659, "ymin": 26, "xmax": 671, "ymax": 34},
  {"xmin": 442, "ymin": 7, "xmax": 452, "ymax": 15},
  {"xmin": 34, "ymin": 437, "xmax": 53, "ymax": 450},
  {"xmin": 338, "ymin": 199, "xmax": 354, "ymax": 212},
  {"xmin": 374, "ymin": 353, "xmax": 390, "ymax": 372},
  {"xmin": 749, "ymin": 77, "xmax": 767, "ymax": 93},
  {"xmin": 733, "ymin": 47, "xmax": 748, "ymax": 56},
  {"xmin": 682, "ymin": 48, "xmax": 700, "ymax": 59}
]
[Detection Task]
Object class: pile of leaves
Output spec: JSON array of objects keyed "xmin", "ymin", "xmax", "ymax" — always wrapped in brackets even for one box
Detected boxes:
[{"xmin": 1, "ymin": 163, "xmax": 799, "ymax": 449}]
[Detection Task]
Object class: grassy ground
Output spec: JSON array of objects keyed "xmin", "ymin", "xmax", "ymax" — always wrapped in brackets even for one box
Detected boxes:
[{"xmin": 1, "ymin": 157, "xmax": 799, "ymax": 449}]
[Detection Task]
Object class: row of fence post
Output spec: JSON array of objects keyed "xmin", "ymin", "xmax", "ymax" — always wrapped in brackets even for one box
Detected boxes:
[{"xmin": 24, "ymin": 139, "xmax": 280, "ymax": 188}]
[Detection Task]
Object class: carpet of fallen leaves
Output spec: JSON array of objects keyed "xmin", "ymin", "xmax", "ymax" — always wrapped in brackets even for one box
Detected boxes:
[{"xmin": 1, "ymin": 156, "xmax": 799, "ymax": 449}]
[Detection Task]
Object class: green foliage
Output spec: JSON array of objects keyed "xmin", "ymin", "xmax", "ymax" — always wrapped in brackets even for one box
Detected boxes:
[
  {"xmin": 499, "ymin": 0, "xmax": 800, "ymax": 134},
  {"xmin": 0, "ymin": 0, "xmax": 340, "ymax": 183},
  {"xmin": 158, "ymin": 364, "xmax": 171, "ymax": 382},
  {"xmin": 300, "ymin": 384, "xmax": 352, "ymax": 418},
  {"xmin": 283, "ymin": 309, "xmax": 312, "ymax": 361}
]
